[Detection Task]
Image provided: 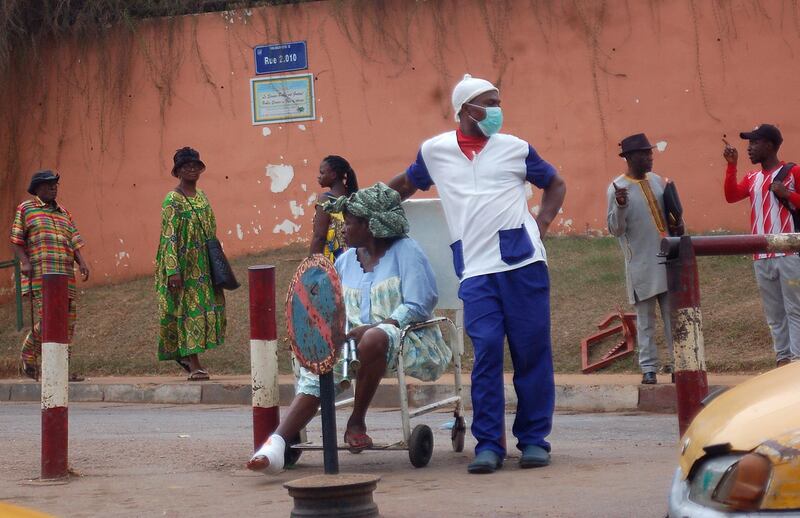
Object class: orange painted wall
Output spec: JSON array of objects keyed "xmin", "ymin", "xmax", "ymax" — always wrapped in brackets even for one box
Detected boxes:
[{"xmin": 2, "ymin": 0, "xmax": 800, "ymax": 295}]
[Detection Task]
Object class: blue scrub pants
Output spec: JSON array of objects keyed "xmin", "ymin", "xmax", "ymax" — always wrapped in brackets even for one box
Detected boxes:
[{"xmin": 459, "ymin": 261, "xmax": 554, "ymax": 457}]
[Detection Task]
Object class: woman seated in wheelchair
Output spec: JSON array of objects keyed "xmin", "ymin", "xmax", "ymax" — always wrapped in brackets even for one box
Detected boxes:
[{"xmin": 248, "ymin": 182, "xmax": 451, "ymax": 473}]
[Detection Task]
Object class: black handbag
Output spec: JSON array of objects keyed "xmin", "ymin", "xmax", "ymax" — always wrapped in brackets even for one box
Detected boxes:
[
  {"xmin": 204, "ymin": 237, "xmax": 241, "ymax": 290},
  {"xmin": 177, "ymin": 188, "xmax": 240, "ymax": 290},
  {"xmin": 663, "ymin": 181, "xmax": 685, "ymax": 237}
]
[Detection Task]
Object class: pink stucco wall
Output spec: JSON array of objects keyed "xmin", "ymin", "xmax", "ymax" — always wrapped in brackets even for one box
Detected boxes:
[{"xmin": 2, "ymin": 0, "xmax": 799, "ymax": 294}]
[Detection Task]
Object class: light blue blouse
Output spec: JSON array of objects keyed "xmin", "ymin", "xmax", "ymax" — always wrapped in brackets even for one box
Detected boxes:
[
  {"xmin": 334, "ymin": 237, "xmax": 439, "ymax": 329},
  {"xmin": 295, "ymin": 237, "xmax": 451, "ymax": 397}
]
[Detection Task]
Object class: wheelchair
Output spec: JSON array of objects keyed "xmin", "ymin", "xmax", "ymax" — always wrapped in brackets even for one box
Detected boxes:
[
  {"xmin": 288, "ymin": 198, "xmax": 467, "ymax": 468},
  {"xmin": 288, "ymin": 316, "xmax": 466, "ymax": 468}
]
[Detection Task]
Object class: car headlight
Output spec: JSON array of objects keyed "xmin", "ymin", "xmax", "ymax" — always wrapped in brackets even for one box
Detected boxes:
[
  {"xmin": 713, "ymin": 453, "xmax": 771, "ymax": 511},
  {"xmin": 688, "ymin": 453, "xmax": 772, "ymax": 512},
  {"xmin": 688, "ymin": 454, "xmax": 741, "ymax": 510}
]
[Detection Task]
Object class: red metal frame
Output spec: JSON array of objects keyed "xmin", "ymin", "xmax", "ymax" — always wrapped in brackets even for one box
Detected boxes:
[{"xmin": 580, "ymin": 311, "xmax": 637, "ymax": 373}]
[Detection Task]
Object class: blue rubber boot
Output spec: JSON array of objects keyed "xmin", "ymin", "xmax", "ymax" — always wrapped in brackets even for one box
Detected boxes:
[
  {"xmin": 467, "ymin": 450, "xmax": 503, "ymax": 474},
  {"xmin": 520, "ymin": 445, "xmax": 550, "ymax": 469}
]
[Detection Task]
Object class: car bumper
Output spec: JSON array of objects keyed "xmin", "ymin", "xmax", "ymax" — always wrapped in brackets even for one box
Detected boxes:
[{"xmin": 668, "ymin": 468, "xmax": 788, "ymax": 518}]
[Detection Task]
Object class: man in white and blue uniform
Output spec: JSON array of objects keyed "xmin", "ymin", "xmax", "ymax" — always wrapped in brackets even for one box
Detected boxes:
[{"xmin": 389, "ymin": 74, "xmax": 567, "ymax": 474}]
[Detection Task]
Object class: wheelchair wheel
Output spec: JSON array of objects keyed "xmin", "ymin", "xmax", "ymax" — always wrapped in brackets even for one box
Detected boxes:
[
  {"xmin": 408, "ymin": 424, "xmax": 434, "ymax": 468},
  {"xmin": 284, "ymin": 433, "xmax": 303, "ymax": 468},
  {"xmin": 451, "ymin": 415, "xmax": 466, "ymax": 453}
]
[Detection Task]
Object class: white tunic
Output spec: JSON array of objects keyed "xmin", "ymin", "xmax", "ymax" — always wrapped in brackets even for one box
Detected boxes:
[
  {"xmin": 606, "ymin": 172, "xmax": 669, "ymax": 304},
  {"xmin": 406, "ymin": 131, "xmax": 557, "ymax": 281}
]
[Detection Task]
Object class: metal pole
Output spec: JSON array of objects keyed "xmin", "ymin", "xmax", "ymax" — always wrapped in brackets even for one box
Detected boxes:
[
  {"xmin": 14, "ymin": 259, "xmax": 23, "ymax": 331},
  {"xmin": 661, "ymin": 233, "xmax": 800, "ymax": 257},
  {"xmin": 665, "ymin": 236, "xmax": 709, "ymax": 436},
  {"xmin": 319, "ymin": 371, "xmax": 339, "ymax": 475},
  {"xmin": 41, "ymin": 273, "xmax": 69, "ymax": 479},
  {"xmin": 248, "ymin": 265, "xmax": 279, "ymax": 451}
]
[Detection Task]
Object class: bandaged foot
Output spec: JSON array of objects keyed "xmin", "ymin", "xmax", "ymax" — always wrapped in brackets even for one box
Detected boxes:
[{"xmin": 247, "ymin": 434, "xmax": 285, "ymax": 474}]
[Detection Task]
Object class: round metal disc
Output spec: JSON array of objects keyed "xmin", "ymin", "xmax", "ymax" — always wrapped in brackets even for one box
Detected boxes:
[{"xmin": 285, "ymin": 255, "xmax": 346, "ymax": 375}]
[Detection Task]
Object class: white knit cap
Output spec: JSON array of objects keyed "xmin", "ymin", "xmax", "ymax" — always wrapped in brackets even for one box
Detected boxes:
[{"xmin": 451, "ymin": 74, "xmax": 499, "ymax": 122}]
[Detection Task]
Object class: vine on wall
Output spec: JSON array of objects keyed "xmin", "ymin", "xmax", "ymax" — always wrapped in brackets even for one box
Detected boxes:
[
  {"xmin": 0, "ymin": 0, "xmax": 311, "ymax": 227},
  {"xmin": 3, "ymin": 0, "xmax": 796, "ymax": 233}
]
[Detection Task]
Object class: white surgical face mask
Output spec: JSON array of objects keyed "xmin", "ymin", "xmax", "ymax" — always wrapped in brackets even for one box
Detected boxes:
[{"xmin": 466, "ymin": 103, "xmax": 503, "ymax": 136}]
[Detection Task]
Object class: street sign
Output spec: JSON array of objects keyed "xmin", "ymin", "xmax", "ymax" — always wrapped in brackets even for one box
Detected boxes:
[
  {"xmin": 285, "ymin": 255, "xmax": 345, "ymax": 375},
  {"xmin": 250, "ymin": 73, "xmax": 315, "ymax": 125},
  {"xmin": 255, "ymin": 41, "xmax": 308, "ymax": 75},
  {"xmin": 285, "ymin": 254, "xmax": 344, "ymax": 475}
]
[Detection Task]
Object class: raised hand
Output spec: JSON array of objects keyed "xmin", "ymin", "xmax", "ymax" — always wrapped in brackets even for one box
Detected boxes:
[
  {"xmin": 722, "ymin": 138, "xmax": 738, "ymax": 165},
  {"xmin": 613, "ymin": 182, "xmax": 628, "ymax": 207}
]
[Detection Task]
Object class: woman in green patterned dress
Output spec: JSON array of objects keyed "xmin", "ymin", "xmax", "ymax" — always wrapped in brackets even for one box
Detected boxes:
[{"xmin": 155, "ymin": 147, "xmax": 226, "ymax": 380}]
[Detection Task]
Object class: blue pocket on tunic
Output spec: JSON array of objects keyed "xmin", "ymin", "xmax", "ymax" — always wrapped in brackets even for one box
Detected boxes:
[
  {"xmin": 450, "ymin": 240, "xmax": 465, "ymax": 278},
  {"xmin": 498, "ymin": 224, "xmax": 534, "ymax": 265}
]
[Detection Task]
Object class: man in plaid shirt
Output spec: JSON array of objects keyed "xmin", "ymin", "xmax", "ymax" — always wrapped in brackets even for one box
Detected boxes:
[{"xmin": 10, "ymin": 170, "xmax": 89, "ymax": 380}]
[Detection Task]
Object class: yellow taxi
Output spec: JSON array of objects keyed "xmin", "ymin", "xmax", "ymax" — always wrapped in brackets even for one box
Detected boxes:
[
  {"xmin": 0, "ymin": 503, "xmax": 54, "ymax": 518},
  {"xmin": 668, "ymin": 362, "xmax": 800, "ymax": 516}
]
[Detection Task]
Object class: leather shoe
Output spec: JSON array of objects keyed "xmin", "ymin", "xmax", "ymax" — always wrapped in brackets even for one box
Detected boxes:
[
  {"xmin": 777, "ymin": 358, "xmax": 791, "ymax": 367},
  {"xmin": 641, "ymin": 372, "xmax": 657, "ymax": 385},
  {"xmin": 520, "ymin": 445, "xmax": 550, "ymax": 469},
  {"xmin": 467, "ymin": 450, "xmax": 503, "ymax": 474}
]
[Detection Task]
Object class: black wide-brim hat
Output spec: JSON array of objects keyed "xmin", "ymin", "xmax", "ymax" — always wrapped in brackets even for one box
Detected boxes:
[
  {"xmin": 618, "ymin": 133, "xmax": 655, "ymax": 157},
  {"xmin": 171, "ymin": 147, "xmax": 206, "ymax": 177},
  {"xmin": 27, "ymin": 170, "xmax": 60, "ymax": 195}
]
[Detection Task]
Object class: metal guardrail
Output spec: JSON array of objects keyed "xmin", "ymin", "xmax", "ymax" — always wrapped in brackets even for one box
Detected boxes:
[
  {"xmin": 661, "ymin": 233, "xmax": 800, "ymax": 258},
  {"xmin": 659, "ymin": 232, "xmax": 800, "ymax": 435},
  {"xmin": 0, "ymin": 258, "xmax": 24, "ymax": 331}
]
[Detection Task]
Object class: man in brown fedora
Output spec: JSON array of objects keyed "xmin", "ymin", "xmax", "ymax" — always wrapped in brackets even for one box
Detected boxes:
[
  {"xmin": 10, "ymin": 170, "xmax": 89, "ymax": 381},
  {"xmin": 607, "ymin": 133, "xmax": 682, "ymax": 384}
]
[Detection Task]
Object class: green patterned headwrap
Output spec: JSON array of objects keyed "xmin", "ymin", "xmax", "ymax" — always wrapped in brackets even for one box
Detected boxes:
[{"xmin": 322, "ymin": 182, "xmax": 409, "ymax": 239}]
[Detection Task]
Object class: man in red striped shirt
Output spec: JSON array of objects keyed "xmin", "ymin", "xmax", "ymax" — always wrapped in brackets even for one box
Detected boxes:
[{"xmin": 723, "ymin": 124, "xmax": 800, "ymax": 367}]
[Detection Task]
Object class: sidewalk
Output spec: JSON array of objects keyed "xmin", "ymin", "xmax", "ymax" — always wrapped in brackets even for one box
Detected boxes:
[{"xmin": 0, "ymin": 372, "xmax": 754, "ymax": 413}]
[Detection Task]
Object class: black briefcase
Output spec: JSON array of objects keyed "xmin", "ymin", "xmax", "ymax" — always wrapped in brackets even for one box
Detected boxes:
[{"xmin": 663, "ymin": 181, "xmax": 685, "ymax": 236}]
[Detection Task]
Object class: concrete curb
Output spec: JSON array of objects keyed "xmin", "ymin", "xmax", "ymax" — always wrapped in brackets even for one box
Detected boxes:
[
  {"xmin": 0, "ymin": 378, "xmax": 724, "ymax": 413},
  {"xmin": 556, "ymin": 384, "xmax": 639, "ymax": 412},
  {"xmin": 0, "ymin": 383, "xmax": 11, "ymax": 402}
]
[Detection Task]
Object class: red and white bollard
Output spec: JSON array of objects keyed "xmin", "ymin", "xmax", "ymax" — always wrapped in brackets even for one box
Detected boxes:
[
  {"xmin": 249, "ymin": 265, "xmax": 279, "ymax": 450},
  {"xmin": 665, "ymin": 236, "xmax": 709, "ymax": 436},
  {"xmin": 41, "ymin": 273, "xmax": 70, "ymax": 480}
]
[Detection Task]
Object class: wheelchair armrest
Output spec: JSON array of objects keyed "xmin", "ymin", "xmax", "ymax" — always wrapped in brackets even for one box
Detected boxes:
[{"xmin": 397, "ymin": 316, "xmax": 456, "ymax": 357}]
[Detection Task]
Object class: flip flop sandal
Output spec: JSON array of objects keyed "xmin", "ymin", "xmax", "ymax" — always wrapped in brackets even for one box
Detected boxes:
[
  {"xmin": 188, "ymin": 369, "xmax": 210, "ymax": 381},
  {"xmin": 175, "ymin": 358, "xmax": 192, "ymax": 373},
  {"xmin": 343, "ymin": 431, "xmax": 373, "ymax": 453}
]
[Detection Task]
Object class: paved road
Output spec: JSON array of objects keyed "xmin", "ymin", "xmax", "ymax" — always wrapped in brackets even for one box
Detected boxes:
[{"xmin": 0, "ymin": 403, "xmax": 679, "ymax": 517}]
